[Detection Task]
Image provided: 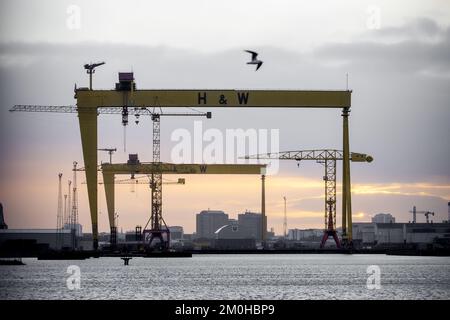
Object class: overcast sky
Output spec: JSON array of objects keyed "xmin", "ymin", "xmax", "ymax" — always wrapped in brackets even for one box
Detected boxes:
[{"xmin": 0, "ymin": 0, "xmax": 449, "ymax": 234}]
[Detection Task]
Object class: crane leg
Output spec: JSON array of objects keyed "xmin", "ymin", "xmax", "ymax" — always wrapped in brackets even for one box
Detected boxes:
[
  {"xmin": 103, "ymin": 172, "xmax": 115, "ymax": 229},
  {"xmin": 342, "ymin": 107, "xmax": 351, "ymax": 247},
  {"xmin": 346, "ymin": 151, "xmax": 353, "ymax": 243},
  {"xmin": 78, "ymin": 109, "xmax": 98, "ymax": 250}
]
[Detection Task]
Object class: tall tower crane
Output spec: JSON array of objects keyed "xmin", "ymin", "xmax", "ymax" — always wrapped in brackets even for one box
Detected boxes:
[
  {"xmin": 409, "ymin": 206, "xmax": 435, "ymax": 223},
  {"xmin": 245, "ymin": 149, "xmax": 373, "ymax": 248},
  {"xmin": 144, "ymin": 110, "xmax": 211, "ymax": 251}
]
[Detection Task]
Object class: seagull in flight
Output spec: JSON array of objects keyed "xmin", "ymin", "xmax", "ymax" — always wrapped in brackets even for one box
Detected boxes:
[{"xmin": 245, "ymin": 50, "xmax": 263, "ymax": 71}]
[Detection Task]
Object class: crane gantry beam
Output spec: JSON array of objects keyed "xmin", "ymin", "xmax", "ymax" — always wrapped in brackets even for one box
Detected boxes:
[{"xmin": 245, "ymin": 149, "xmax": 373, "ymax": 248}]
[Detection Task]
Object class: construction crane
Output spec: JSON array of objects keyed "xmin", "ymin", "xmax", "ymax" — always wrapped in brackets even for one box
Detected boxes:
[
  {"xmin": 409, "ymin": 206, "xmax": 435, "ymax": 223},
  {"xmin": 98, "ymin": 148, "xmax": 117, "ymax": 164},
  {"xmin": 245, "ymin": 149, "xmax": 373, "ymax": 248},
  {"xmin": 144, "ymin": 110, "xmax": 211, "ymax": 251},
  {"xmin": 84, "ymin": 61, "xmax": 105, "ymax": 90}
]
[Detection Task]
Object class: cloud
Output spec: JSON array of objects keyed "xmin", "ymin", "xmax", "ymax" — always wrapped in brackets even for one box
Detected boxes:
[
  {"xmin": 315, "ymin": 18, "xmax": 450, "ymax": 76},
  {"xmin": 371, "ymin": 17, "xmax": 445, "ymax": 42},
  {"xmin": 352, "ymin": 182, "xmax": 450, "ymax": 200}
]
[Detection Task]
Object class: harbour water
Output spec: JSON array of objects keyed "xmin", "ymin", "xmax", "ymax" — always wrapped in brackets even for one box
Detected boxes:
[{"xmin": 1, "ymin": 254, "xmax": 449, "ymax": 300}]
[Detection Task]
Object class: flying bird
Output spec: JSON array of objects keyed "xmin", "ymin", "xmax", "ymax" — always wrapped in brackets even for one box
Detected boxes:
[{"xmin": 245, "ymin": 50, "xmax": 263, "ymax": 71}]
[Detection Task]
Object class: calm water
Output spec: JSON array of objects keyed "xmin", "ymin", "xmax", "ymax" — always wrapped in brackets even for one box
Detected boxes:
[{"xmin": 1, "ymin": 254, "xmax": 449, "ymax": 300}]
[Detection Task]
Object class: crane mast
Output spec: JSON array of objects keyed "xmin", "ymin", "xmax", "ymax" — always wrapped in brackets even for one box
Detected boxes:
[{"xmin": 143, "ymin": 111, "xmax": 211, "ymax": 251}]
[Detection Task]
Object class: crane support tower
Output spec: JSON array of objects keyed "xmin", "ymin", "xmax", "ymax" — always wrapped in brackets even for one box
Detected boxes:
[
  {"xmin": 11, "ymin": 69, "xmax": 355, "ymax": 250},
  {"xmin": 245, "ymin": 149, "xmax": 373, "ymax": 248}
]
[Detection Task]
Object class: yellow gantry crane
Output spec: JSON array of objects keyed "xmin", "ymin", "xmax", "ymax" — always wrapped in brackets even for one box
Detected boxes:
[
  {"xmin": 11, "ymin": 67, "xmax": 354, "ymax": 250},
  {"xmin": 245, "ymin": 149, "xmax": 373, "ymax": 247}
]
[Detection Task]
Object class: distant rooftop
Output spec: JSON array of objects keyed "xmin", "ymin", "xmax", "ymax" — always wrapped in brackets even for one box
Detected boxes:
[{"xmin": 198, "ymin": 210, "xmax": 226, "ymax": 215}]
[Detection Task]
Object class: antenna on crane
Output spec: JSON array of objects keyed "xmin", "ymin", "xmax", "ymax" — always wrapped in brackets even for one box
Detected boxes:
[{"xmin": 84, "ymin": 62, "xmax": 105, "ymax": 90}]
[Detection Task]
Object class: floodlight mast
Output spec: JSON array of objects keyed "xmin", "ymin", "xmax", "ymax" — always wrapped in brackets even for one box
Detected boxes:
[{"xmin": 84, "ymin": 62, "xmax": 105, "ymax": 90}]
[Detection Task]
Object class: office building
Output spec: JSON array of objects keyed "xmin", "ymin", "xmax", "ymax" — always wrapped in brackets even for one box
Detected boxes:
[
  {"xmin": 237, "ymin": 211, "xmax": 266, "ymax": 240},
  {"xmin": 196, "ymin": 210, "xmax": 229, "ymax": 239}
]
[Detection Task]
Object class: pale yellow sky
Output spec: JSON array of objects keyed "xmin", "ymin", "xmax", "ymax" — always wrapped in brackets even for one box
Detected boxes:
[{"xmin": 2, "ymin": 172, "xmax": 448, "ymax": 234}]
